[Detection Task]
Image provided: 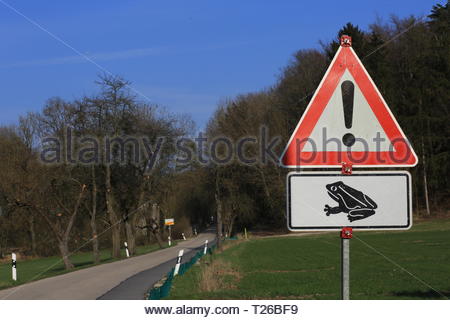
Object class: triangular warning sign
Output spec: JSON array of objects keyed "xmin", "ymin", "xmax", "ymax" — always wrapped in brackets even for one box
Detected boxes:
[{"xmin": 280, "ymin": 35, "xmax": 418, "ymax": 168}]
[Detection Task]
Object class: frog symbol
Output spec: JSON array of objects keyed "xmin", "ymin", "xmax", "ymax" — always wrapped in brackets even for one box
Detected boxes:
[{"xmin": 324, "ymin": 181, "xmax": 377, "ymax": 222}]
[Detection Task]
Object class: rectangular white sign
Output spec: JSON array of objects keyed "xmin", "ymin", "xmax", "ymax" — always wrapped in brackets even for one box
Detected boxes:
[
  {"xmin": 164, "ymin": 218, "xmax": 174, "ymax": 226},
  {"xmin": 287, "ymin": 171, "xmax": 412, "ymax": 231}
]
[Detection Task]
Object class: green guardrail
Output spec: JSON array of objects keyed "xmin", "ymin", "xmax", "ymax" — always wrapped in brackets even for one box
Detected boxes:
[{"xmin": 147, "ymin": 244, "xmax": 217, "ymax": 300}]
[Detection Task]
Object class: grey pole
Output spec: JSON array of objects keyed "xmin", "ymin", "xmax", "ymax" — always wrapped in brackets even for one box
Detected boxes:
[
  {"xmin": 339, "ymin": 164, "xmax": 352, "ymax": 300},
  {"xmin": 341, "ymin": 237, "xmax": 350, "ymax": 300}
]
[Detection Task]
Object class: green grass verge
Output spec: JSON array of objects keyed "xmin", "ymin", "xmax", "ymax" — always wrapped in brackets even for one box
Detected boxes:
[
  {"xmin": 0, "ymin": 242, "xmax": 175, "ymax": 290},
  {"xmin": 168, "ymin": 219, "xmax": 450, "ymax": 299}
]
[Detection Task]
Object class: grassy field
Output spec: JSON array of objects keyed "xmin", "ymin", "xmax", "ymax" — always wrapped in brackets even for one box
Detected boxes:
[
  {"xmin": 168, "ymin": 219, "xmax": 450, "ymax": 299},
  {"xmin": 0, "ymin": 242, "xmax": 173, "ymax": 290}
]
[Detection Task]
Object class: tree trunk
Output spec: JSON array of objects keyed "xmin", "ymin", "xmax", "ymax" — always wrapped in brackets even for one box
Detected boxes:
[
  {"xmin": 124, "ymin": 217, "xmax": 136, "ymax": 255},
  {"xmin": 151, "ymin": 203, "xmax": 164, "ymax": 248},
  {"xmin": 257, "ymin": 166, "xmax": 271, "ymax": 199},
  {"xmin": 152, "ymin": 203, "xmax": 160, "ymax": 228},
  {"xmin": 215, "ymin": 171, "xmax": 223, "ymax": 249},
  {"xmin": 58, "ymin": 239, "xmax": 74, "ymax": 270},
  {"xmin": 91, "ymin": 166, "xmax": 100, "ymax": 264},
  {"xmin": 29, "ymin": 214, "xmax": 37, "ymax": 256},
  {"xmin": 421, "ymin": 137, "xmax": 431, "ymax": 216},
  {"xmin": 414, "ymin": 175, "xmax": 420, "ymax": 214},
  {"xmin": 146, "ymin": 214, "xmax": 154, "ymax": 244},
  {"xmin": 91, "ymin": 219, "xmax": 100, "ymax": 264},
  {"xmin": 105, "ymin": 164, "xmax": 121, "ymax": 258},
  {"xmin": 152, "ymin": 226, "xmax": 164, "ymax": 248},
  {"xmin": 0, "ymin": 229, "xmax": 8, "ymax": 259},
  {"xmin": 423, "ymin": 166, "xmax": 431, "ymax": 216},
  {"xmin": 215, "ymin": 194, "xmax": 223, "ymax": 248},
  {"xmin": 55, "ymin": 183, "xmax": 85, "ymax": 270},
  {"xmin": 126, "ymin": 180, "xmax": 148, "ymax": 254},
  {"xmin": 228, "ymin": 215, "xmax": 236, "ymax": 238}
]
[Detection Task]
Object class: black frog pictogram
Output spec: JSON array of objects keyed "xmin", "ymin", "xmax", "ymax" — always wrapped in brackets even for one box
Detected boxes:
[{"xmin": 324, "ymin": 181, "xmax": 377, "ymax": 222}]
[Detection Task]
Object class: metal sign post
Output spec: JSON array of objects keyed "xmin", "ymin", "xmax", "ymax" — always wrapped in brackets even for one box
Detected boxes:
[
  {"xmin": 341, "ymin": 227, "xmax": 352, "ymax": 299},
  {"xmin": 340, "ymin": 163, "xmax": 352, "ymax": 300}
]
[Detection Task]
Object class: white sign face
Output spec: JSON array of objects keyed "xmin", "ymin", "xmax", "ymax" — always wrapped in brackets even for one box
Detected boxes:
[
  {"xmin": 287, "ymin": 171, "xmax": 412, "ymax": 231},
  {"xmin": 164, "ymin": 218, "xmax": 174, "ymax": 226}
]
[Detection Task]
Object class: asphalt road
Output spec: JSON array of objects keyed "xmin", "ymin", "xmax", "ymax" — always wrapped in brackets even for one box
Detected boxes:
[{"xmin": 0, "ymin": 230, "xmax": 216, "ymax": 300}]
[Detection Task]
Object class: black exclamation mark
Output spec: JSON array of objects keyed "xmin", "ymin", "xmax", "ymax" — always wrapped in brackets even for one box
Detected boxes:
[{"xmin": 341, "ymin": 80, "xmax": 355, "ymax": 147}]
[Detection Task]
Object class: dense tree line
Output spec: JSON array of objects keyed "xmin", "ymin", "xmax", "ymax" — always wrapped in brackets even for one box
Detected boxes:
[
  {"xmin": 205, "ymin": 2, "xmax": 449, "ymax": 237},
  {"xmin": 0, "ymin": 75, "xmax": 198, "ymax": 267},
  {"xmin": 0, "ymin": 2, "xmax": 448, "ymax": 265}
]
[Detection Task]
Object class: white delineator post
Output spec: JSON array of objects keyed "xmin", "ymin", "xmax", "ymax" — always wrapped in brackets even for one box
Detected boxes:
[
  {"xmin": 174, "ymin": 249, "xmax": 184, "ymax": 276},
  {"xmin": 203, "ymin": 240, "xmax": 208, "ymax": 255},
  {"xmin": 168, "ymin": 225, "xmax": 172, "ymax": 246},
  {"xmin": 124, "ymin": 242, "xmax": 130, "ymax": 258},
  {"xmin": 182, "ymin": 232, "xmax": 186, "ymax": 241},
  {"xmin": 194, "ymin": 228, "xmax": 197, "ymax": 236},
  {"xmin": 12, "ymin": 253, "xmax": 17, "ymax": 281}
]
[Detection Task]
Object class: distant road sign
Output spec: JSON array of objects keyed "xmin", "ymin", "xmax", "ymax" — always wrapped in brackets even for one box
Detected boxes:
[
  {"xmin": 164, "ymin": 218, "xmax": 175, "ymax": 226},
  {"xmin": 287, "ymin": 171, "xmax": 411, "ymax": 231},
  {"xmin": 280, "ymin": 37, "xmax": 418, "ymax": 168}
]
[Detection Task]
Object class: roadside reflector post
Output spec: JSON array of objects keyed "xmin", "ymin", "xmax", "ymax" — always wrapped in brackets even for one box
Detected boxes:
[
  {"xmin": 174, "ymin": 249, "xmax": 184, "ymax": 276},
  {"xmin": 194, "ymin": 228, "xmax": 197, "ymax": 236},
  {"xmin": 341, "ymin": 227, "xmax": 352, "ymax": 300},
  {"xmin": 244, "ymin": 227, "xmax": 248, "ymax": 239},
  {"xmin": 124, "ymin": 242, "xmax": 130, "ymax": 258},
  {"xmin": 168, "ymin": 225, "xmax": 172, "ymax": 246},
  {"xmin": 12, "ymin": 253, "xmax": 17, "ymax": 281},
  {"xmin": 203, "ymin": 240, "xmax": 208, "ymax": 255},
  {"xmin": 182, "ymin": 232, "xmax": 186, "ymax": 241}
]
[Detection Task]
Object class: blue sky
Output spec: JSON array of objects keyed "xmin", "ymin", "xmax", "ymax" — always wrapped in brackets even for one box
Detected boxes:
[{"xmin": 0, "ymin": 0, "xmax": 442, "ymax": 129}]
